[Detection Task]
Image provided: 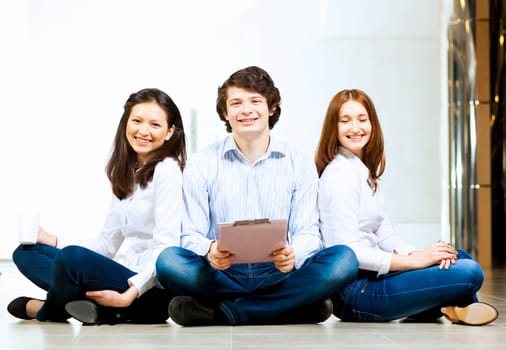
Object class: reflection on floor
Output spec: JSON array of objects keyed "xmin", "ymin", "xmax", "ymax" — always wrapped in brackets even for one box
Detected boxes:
[{"xmin": 1, "ymin": 261, "xmax": 505, "ymax": 349}]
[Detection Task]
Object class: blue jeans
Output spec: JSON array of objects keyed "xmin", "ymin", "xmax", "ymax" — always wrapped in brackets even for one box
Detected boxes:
[
  {"xmin": 333, "ymin": 250, "xmax": 483, "ymax": 322},
  {"xmin": 12, "ymin": 244, "xmax": 172, "ymax": 322},
  {"xmin": 156, "ymin": 244, "xmax": 358, "ymax": 325}
]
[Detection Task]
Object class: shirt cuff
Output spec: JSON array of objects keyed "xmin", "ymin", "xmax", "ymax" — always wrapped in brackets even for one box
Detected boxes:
[{"xmin": 376, "ymin": 251, "xmax": 393, "ymax": 276}]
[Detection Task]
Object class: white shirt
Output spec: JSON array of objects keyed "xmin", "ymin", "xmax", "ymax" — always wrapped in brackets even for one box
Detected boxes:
[
  {"xmin": 181, "ymin": 135, "xmax": 322, "ymax": 269},
  {"xmin": 318, "ymin": 147, "xmax": 416, "ymax": 275},
  {"xmin": 58, "ymin": 157, "xmax": 182, "ymax": 296}
]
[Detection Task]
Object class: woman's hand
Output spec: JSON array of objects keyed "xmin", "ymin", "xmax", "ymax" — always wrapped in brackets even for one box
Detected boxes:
[
  {"xmin": 406, "ymin": 241, "xmax": 458, "ymax": 270},
  {"xmin": 208, "ymin": 241, "xmax": 234, "ymax": 270},
  {"xmin": 427, "ymin": 240, "xmax": 458, "ymax": 269},
  {"xmin": 37, "ymin": 227, "xmax": 58, "ymax": 247},
  {"xmin": 272, "ymin": 246, "xmax": 295, "ymax": 272},
  {"xmin": 391, "ymin": 241, "xmax": 458, "ymax": 271},
  {"xmin": 85, "ymin": 285, "xmax": 139, "ymax": 308}
]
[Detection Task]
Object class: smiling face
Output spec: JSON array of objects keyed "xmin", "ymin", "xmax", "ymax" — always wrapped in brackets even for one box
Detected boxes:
[
  {"xmin": 337, "ymin": 100, "xmax": 371, "ymax": 159},
  {"xmin": 125, "ymin": 102, "xmax": 174, "ymax": 165},
  {"xmin": 224, "ymin": 86, "xmax": 273, "ymax": 141}
]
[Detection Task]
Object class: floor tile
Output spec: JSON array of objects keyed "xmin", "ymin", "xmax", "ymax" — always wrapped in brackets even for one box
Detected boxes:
[{"xmin": 1, "ymin": 261, "xmax": 505, "ymax": 349}]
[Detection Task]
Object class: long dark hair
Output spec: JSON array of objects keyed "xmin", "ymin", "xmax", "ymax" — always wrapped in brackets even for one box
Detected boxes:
[
  {"xmin": 315, "ymin": 89, "xmax": 385, "ymax": 191},
  {"xmin": 216, "ymin": 66, "xmax": 281, "ymax": 132},
  {"xmin": 106, "ymin": 88, "xmax": 187, "ymax": 199}
]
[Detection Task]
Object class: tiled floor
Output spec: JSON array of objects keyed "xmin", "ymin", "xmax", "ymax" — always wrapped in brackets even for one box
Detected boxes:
[{"xmin": 1, "ymin": 260, "xmax": 505, "ymax": 349}]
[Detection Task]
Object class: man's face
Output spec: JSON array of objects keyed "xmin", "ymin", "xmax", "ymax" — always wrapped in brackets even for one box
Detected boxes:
[{"xmin": 224, "ymin": 86, "xmax": 272, "ymax": 139}]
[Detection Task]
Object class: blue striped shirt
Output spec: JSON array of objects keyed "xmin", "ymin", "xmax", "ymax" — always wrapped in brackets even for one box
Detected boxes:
[{"xmin": 181, "ymin": 135, "xmax": 322, "ymax": 268}]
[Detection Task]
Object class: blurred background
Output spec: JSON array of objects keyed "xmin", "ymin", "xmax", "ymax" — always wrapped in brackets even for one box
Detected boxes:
[{"xmin": 1, "ymin": 0, "xmax": 503, "ymax": 268}]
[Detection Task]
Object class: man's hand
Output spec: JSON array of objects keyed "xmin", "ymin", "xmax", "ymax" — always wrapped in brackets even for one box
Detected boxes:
[
  {"xmin": 208, "ymin": 241, "xmax": 234, "ymax": 270},
  {"xmin": 272, "ymin": 246, "xmax": 295, "ymax": 272}
]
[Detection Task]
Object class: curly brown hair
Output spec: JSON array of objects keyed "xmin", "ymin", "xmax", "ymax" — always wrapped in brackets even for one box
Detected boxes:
[{"xmin": 216, "ymin": 66, "xmax": 281, "ymax": 133}]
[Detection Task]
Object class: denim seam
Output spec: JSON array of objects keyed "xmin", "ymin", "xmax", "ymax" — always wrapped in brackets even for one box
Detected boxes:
[{"xmin": 219, "ymin": 302, "xmax": 236, "ymax": 325}]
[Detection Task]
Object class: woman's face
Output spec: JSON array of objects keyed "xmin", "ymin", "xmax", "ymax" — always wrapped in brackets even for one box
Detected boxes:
[
  {"xmin": 337, "ymin": 100, "xmax": 371, "ymax": 159},
  {"xmin": 125, "ymin": 102, "xmax": 174, "ymax": 165}
]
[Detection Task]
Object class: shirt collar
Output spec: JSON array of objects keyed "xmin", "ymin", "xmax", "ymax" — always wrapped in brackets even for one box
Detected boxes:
[
  {"xmin": 338, "ymin": 146, "xmax": 368, "ymax": 173},
  {"xmin": 222, "ymin": 135, "xmax": 286, "ymax": 161},
  {"xmin": 338, "ymin": 146, "xmax": 371, "ymax": 183},
  {"xmin": 338, "ymin": 146, "xmax": 357, "ymax": 159}
]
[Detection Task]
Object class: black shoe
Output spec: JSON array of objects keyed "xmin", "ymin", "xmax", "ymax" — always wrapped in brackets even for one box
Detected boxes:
[
  {"xmin": 65, "ymin": 300, "xmax": 126, "ymax": 325},
  {"xmin": 169, "ymin": 296, "xmax": 225, "ymax": 326},
  {"xmin": 7, "ymin": 296, "xmax": 42, "ymax": 320},
  {"xmin": 268, "ymin": 298, "xmax": 333, "ymax": 324}
]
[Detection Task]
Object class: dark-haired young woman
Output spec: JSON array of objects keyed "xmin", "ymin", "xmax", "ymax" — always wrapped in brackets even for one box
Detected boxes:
[{"xmin": 8, "ymin": 88, "xmax": 186, "ymax": 324}]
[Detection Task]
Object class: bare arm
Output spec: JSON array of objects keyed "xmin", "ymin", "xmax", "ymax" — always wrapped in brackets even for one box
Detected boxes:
[{"xmin": 390, "ymin": 241, "xmax": 458, "ymax": 271}]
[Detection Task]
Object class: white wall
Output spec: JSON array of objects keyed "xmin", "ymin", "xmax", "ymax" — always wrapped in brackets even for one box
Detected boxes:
[{"xmin": 0, "ymin": 0, "xmax": 447, "ymax": 258}]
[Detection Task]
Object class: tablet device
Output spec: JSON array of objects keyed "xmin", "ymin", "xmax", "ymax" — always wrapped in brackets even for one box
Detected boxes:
[{"xmin": 217, "ymin": 218, "xmax": 288, "ymax": 264}]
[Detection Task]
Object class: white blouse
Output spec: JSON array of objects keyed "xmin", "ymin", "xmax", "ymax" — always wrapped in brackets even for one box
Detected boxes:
[
  {"xmin": 318, "ymin": 147, "xmax": 415, "ymax": 275},
  {"xmin": 58, "ymin": 157, "xmax": 182, "ymax": 296}
]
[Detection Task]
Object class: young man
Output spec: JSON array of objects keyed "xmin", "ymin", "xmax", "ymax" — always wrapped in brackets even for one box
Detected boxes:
[{"xmin": 156, "ymin": 66, "xmax": 358, "ymax": 326}]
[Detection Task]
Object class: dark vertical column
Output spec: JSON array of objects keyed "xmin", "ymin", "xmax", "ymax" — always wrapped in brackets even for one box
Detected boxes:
[
  {"xmin": 448, "ymin": 0, "xmax": 494, "ymax": 266},
  {"xmin": 490, "ymin": 0, "xmax": 506, "ymax": 267},
  {"xmin": 448, "ymin": 0, "xmax": 479, "ymax": 258}
]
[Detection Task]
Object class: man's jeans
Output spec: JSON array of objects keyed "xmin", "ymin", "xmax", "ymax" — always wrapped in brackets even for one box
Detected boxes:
[{"xmin": 156, "ymin": 244, "xmax": 358, "ymax": 325}]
